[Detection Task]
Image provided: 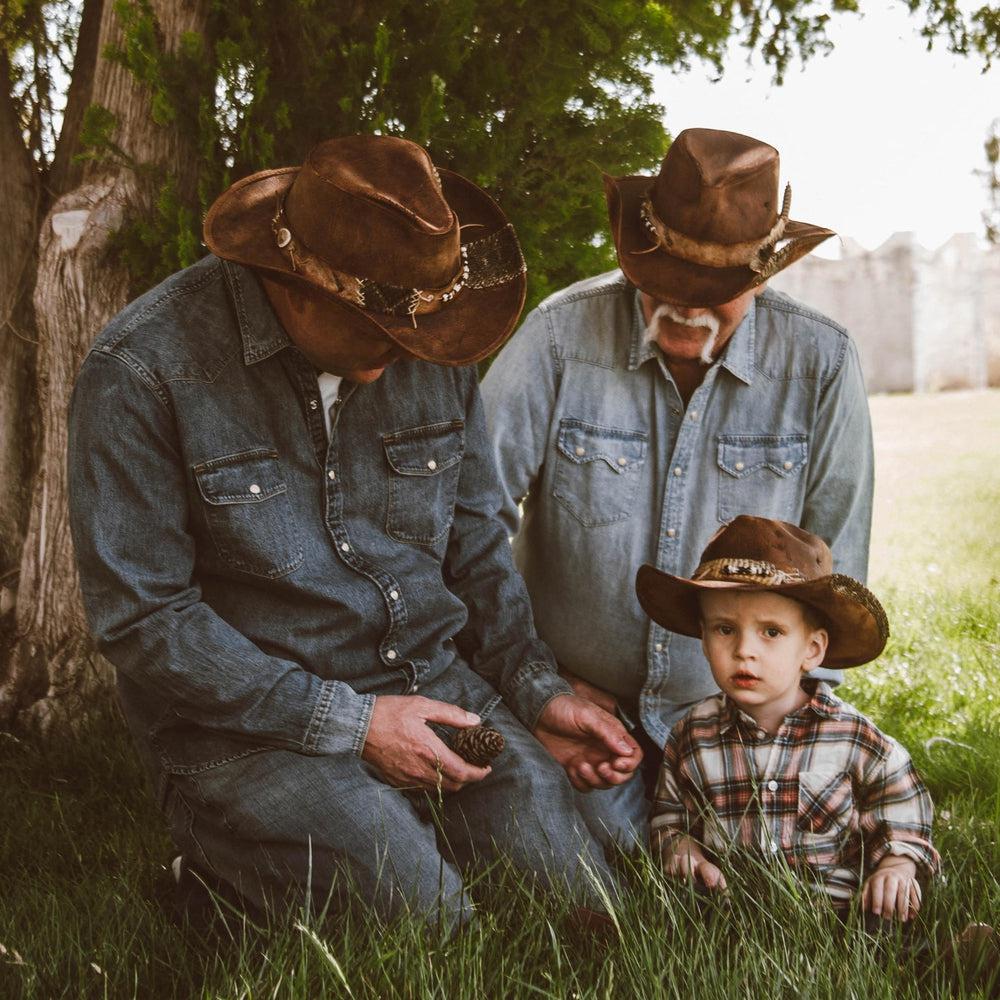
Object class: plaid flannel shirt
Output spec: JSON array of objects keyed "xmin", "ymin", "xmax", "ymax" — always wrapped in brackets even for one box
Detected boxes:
[{"xmin": 650, "ymin": 682, "xmax": 940, "ymax": 903}]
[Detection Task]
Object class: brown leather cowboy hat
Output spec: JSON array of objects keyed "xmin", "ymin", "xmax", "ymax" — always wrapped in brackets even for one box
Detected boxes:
[
  {"xmin": 604, "ymin": 128, "xmax": 835, "ymax": 307},
  {"xmin": 203, "ymin": 134, "xmax": 526, "ymax": 366},
  {"xmin": 635, "ymin": 515, "xmax": 888, "ymax": 669}
]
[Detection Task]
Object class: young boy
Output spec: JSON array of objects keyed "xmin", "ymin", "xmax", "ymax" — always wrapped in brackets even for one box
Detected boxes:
[{"xmin": 635, "ymin": 515, "xmax": 939, "ymax": 921}]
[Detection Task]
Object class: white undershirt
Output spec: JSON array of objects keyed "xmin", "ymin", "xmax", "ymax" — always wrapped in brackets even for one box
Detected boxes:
[{"xmin": 317, "ymin": 372, "xmax": 344, "ymax": 438}]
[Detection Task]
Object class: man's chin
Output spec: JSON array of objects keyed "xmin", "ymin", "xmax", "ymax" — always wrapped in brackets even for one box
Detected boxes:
[{"xmin": 341, "ymin": 366, "xmax": 387, "ymax": 384}]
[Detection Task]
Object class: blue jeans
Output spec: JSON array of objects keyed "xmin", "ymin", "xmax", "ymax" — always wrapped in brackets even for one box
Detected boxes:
[{"xmin": 161, "ymin": 700, "xmax": 615, "ymax": 929}]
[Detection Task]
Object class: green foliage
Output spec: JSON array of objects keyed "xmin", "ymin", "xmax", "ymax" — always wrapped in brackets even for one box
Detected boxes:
[{"xmin": 8, "ymin": 1, "xmax": 1000, "ymax": 308}]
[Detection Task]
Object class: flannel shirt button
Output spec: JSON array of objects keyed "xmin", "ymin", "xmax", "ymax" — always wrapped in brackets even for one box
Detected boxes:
[
  {"xmin": 767, "ymin": 779, "xmax": 778, "ymax": 792},
  {"xmin": 770, "ymin": 842, "xmax": 780, "ymax": 854}
]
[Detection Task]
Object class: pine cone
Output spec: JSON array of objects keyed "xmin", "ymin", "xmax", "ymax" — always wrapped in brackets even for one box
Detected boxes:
[{"xmin": 451, "ymin": 724, "xmax": 505, "ymax": 766}]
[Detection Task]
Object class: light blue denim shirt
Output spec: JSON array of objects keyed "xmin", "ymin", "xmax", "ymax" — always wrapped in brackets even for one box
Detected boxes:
[
  {"xmin": 67, "ymin": 256, "xmax": 570, "ymax": 785},
  {"xmin": 481, "ymin": 270, "xmax": 873, "ymax": 748}
]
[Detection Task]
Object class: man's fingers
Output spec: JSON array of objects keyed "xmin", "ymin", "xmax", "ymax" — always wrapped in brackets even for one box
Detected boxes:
[
  {"xmin": 595, "ymin": 761, "xmax": 635, "ymax": 786},
  {"xmin": 579, "ymin": 706, "xmax": 641, "ymax": 756},
  {"xmin": 417, "ymin": 697, "xmax": 481, "ymax": 730}
]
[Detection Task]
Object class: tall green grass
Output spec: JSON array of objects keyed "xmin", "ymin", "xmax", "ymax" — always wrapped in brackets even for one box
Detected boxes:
[{"xmin": 2, "ymin": 391, "xmax": 998, "ymax": 998}]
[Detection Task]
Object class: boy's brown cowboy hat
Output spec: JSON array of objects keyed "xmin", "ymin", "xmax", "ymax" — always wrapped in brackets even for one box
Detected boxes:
[
  {"xmin": 635, "ymin": 515, "xmax": 888, "ymax": 669},
  {"xmin": 203, "ymin": 134, "xmax": 526, "ymax": 366},
  {"xmin": 604, "ymin": 128, "xmax": 835, "ymax": 308}
]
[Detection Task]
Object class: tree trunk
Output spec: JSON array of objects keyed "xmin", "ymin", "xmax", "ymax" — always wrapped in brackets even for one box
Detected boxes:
[
  {"xmin": 0, "ymin": 52, "xmax": 42, "ymax": 671},
  {"xmin": 0, "ymin": 0, "xmax": 211, "ymax": 733}
]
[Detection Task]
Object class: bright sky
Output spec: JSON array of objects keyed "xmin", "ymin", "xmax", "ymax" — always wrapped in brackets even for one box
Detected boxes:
[{"xmin": 651, "ymin": 3, "xmax": 997, "ymax": 256}]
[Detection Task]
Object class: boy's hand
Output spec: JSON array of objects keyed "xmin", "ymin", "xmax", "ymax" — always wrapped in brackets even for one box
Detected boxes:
[
  {"xmin": 862, "ymin": 856, "xmax": 921, "ymax": 921},
  {"xmin": 663, "ymin": 836, "xmax": 728, "ymax": 892}
]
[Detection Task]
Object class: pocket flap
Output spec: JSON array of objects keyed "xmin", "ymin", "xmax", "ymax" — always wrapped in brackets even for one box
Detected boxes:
[
  {"xmin": 718, "ymin": 435, "xmax": 808, "ymax": 479},
  {"xmin": 383, "ymin": 420, "xmax": 464, "ymax": 476},
  {"xmin": 557, "ymin": 419, "xmax": 647, "ymax": 474},
  {"xmin": 193, "ymin": 449, "xmax": 288, "ymax": 505}
]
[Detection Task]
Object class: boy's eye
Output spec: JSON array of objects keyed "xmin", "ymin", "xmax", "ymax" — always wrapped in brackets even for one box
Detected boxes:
[
  {"xmin": 716, "ymin": 624, "xmax": 735, "ymax": 636},
  {"xmin": 763, "ymin": 627, "xmax": 782, "ymax": 638}
]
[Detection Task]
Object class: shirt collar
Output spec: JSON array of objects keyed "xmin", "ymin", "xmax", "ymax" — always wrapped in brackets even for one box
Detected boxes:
[
  {"xmin": 719, "ymin": 680, "xmax": 842, "ymax": 735},
  {"xmin": 221, "ymin": 258, "xmax": 293, "ymax": 366},
  {"xmin": 626, "ymin": 285, "xmax": 756, "ymax": 386}
]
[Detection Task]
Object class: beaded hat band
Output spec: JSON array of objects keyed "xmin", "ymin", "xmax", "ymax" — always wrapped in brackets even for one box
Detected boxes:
[{"xmin": 271, "ymin": 202, "xmax": 525, "ymax": 328}]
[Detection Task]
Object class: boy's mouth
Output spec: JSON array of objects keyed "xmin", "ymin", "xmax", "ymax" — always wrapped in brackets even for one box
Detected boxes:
[{"xmin": 731, "ymin": 671, "xmax": 761, "ymax": 689}]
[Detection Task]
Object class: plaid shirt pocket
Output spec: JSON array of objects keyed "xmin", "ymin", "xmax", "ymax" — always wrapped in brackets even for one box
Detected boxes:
[{"xmin": 796, "ymin": 769, "xmax": 855, "ymax": 836}]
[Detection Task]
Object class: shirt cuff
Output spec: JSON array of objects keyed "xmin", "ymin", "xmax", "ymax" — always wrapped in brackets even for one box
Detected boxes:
[
  {"xmin": 872, "ymin": 839, "xmax": 941, "ymax": 878},
  {"xmin": 303, "ymin": 679, "xmax": 377, "ymax": 756},
  {"xmin": 501, "ymin": 661, "xmax": 573, "ymax": 731}
]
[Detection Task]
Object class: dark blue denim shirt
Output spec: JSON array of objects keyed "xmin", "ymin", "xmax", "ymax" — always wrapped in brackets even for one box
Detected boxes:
[{"xmin": 68, "ymin": 255, "xmax": 570, "ymax": 779}]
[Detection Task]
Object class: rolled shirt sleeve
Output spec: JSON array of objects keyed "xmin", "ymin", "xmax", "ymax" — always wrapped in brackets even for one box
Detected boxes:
[
  {"xmin": 68, "ymin": 350, "xmax": 375, "ymax": 756},
  {"xmin": 858, "ymin": 739, "xmax": 941, "ymax": 878}
]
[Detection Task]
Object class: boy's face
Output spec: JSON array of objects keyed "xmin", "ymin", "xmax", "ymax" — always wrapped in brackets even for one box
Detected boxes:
[{"xmin": 700, "ymin": 590, "xmax": 828, "ymax": 717}]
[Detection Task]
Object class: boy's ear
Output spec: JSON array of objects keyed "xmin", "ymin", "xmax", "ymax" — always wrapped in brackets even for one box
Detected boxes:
[{"xmin": 801, "ymin": 627, "xmax": 829, "ymax": 673}]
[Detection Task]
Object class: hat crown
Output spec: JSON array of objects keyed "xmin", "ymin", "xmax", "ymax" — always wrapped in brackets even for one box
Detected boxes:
[
  {"xmin": 698, "ymin": 515, "xmax": 832, "ymax": 584},
  {"xmin": 284, "ymin": 134, "xmax": 460, "ymax": 288},
  {"xmin": 651, "ymin": 128, "xmax": 780, "ymax": 244}
]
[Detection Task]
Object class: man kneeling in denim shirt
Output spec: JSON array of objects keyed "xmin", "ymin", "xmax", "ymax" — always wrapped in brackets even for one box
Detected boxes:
[
  {"xmin": 481, "ymin": 128, "xmax": 874, "ymax": 853},
  {"xmin": 67, "ymin": 135, "xmax": 640, "ymax": 929}
]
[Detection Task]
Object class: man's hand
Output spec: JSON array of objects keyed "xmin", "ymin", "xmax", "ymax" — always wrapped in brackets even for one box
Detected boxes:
[
  {"xmin": 362, "ymin": 696, "xmax": 490, "ymax": 793},
  {"xmin": 862, "ymin": 855, "xmax": 921, "ymax": 921},
  {"xmin": 558, "ymin": 667, "xmax": 619, "ymax": 716},
  {"xmin": 533, "ymin": 693, "xmax": 641, "ymax": 792},
  {"xmin": 662, "ymin": 835, "xmax": 727, "ymax": 892}
]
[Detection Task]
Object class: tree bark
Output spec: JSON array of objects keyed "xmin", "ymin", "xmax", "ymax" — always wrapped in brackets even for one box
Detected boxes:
[
  {"xmin": 0, "ymin": 52, "xmax": 42, "ymax": 661},
  {"xmin": 0, "ymin": 0, "xmax": 211, "ymax": 733}
]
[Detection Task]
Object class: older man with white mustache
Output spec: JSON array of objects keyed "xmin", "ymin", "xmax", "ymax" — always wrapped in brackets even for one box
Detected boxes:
[{"xmin": 481, "ymin": 128, "xmax": 875, "ymax": 851}]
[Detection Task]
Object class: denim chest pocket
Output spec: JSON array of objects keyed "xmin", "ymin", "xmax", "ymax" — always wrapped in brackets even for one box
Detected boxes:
[
  {"xmin": 552, "ymin": 418, "xmax": 648, "ymax": 527},
  {"xmin": 717, "ymin": 434, "xmax": 808, "ymax": 523},
  {"xmin": 383, "ymin": 420, "xmax": 465, "ymax": 545},
  {"xmin": 193, "ymin": 449, "xmax": 303, "ymax": 578}
]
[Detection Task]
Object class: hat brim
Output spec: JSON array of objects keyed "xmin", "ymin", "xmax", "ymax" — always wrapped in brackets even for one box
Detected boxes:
[
  {"xmin": 635, "ymin": 563, "xmax": 888, "ymax": 669},
  {"xmin": 605, "ymin": 174, "xmax": 835, "ymax": 307},
  {"xmin": 203, "ymin": 166, "xmax": 526, "ymax": 366}
]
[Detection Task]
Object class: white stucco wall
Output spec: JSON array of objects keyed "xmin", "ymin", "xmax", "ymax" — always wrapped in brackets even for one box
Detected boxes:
[{"xmin": 771, "ymin": 234, "xmax": 1000, "ymax": 393}]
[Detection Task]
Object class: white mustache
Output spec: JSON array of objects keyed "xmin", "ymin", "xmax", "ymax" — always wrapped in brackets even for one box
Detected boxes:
[{"xmin": 644, "ymin": 303, "xmax": 722, "ymax": 365}]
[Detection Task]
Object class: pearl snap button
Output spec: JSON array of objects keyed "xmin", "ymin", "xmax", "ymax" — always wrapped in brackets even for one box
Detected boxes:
[
  {"xmin": 309, "ymin": 399, "xmax": 319, "ymax": 410},
  {"xmin": 617, "ymin": 457, "xmax": 628, "ymax": 467},
  {"xmin": 327, "ymin": 470, "xmax": 336, "ymax": 480},
  {"xmin": 666, "ymin": 528, "xmax": 676, "ymax": 538},
  {"xmin": 427, "ymin": 459, "xmax": 437, "ymax": 470},
  {"xmin": 689, "ymin": 410, "xmax": 698, "ymax": 419},
  {"xmin": 249, "ymin": 484, "xmax": 261, "ymax": 495},
  {"xmin": 783, "ymin": 460, "xmax": 793, "ymax": 470},
  {"xmin": 575, "ymin": 446, "xmax": 585, "ymax": 457},
  {"xmin": 770, "ymin": 842, "xmax": 780, "ymax": 853},
  {"xmin": 735, "ymin": 461, "xmax": 745, "ymax": 471},
  {"xmin": 654, "ymin": 642, "xmax": 663, "ymax": 652},
  {"xmin": 386, "ymin": 650, "xmax": 397, "ymax": 661},
  {"xmin": 767, "ymin": 779, "xmax": 778, "ymax": 792},
  {"xmin": 673, "ymin": 467, "xmax": 682, "ymax": 477},
  {"xmin": 340, "ymin": 542, "xmax": 349, "ymax": 552},
  {"xmin": 389, "ymin": 590, "xmax": 399, "ymax": 600}
]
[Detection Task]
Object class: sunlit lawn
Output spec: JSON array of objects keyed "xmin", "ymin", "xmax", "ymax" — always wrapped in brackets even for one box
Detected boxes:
[{"xmin": 0, "ymin": 390, "xmax": 997, "ymax": 998}]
